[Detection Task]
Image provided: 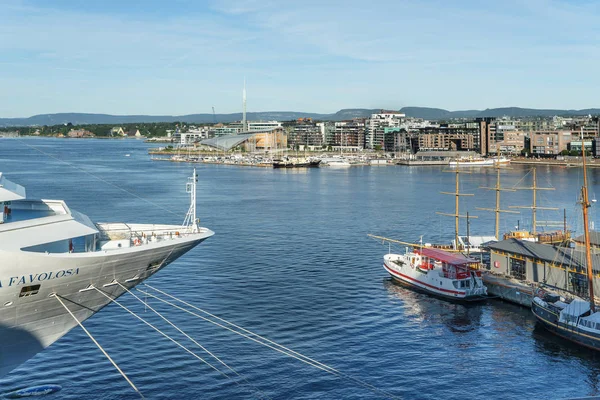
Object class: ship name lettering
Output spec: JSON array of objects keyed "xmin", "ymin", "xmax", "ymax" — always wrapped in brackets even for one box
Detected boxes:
[{"xmin": 3, "ymin": 268, "xmax": 80, "ymax": 287}]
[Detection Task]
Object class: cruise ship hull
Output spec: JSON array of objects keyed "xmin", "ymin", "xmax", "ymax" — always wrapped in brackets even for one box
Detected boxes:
[{"xmin": 0, "ymin": 233, "xmax": 212, "ymax": 377}]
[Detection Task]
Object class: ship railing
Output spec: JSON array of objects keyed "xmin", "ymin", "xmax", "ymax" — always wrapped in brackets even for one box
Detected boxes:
[
  {"xmin": 129, "ymin": 227, "xmax": 209, "ymax": 246},
  {"xmin": 97, "ymin": 222, "xmax": 208, "ymax": 248}
]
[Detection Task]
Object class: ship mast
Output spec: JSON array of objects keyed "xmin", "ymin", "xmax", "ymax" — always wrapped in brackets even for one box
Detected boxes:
[
  {"xmin": 183, "ymin": 168, "xmax": 199, "ymax": 233},
  {"xmin": 438, "ymin": 169, "xmax": 477, "ymax": 250},
  {"xmin": 580, "ymin": 130, "xmax": 595, "ymax": 312},
  {"xmin": 477, "ymin": 163, "xmax": 518, "ymax": 239},
  {"xmin": 511, "ymin": 168, "xmax": 557, "ymax": 235}
]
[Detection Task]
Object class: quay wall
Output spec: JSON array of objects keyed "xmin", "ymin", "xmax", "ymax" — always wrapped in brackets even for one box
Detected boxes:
[{"xmin": 483, "ymin": 273, "xmax": 533, "ymax": 307}]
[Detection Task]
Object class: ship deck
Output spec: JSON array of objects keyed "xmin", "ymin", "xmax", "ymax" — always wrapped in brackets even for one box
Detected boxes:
[{"xmin": 4, "ymin": 209, "xmax": 55, "ymax": 223}]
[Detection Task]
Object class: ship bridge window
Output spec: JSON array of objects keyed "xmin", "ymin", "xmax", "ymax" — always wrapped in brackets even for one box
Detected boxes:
[{"xmin": 19, "ymin": 284, "xmax": 41, "ymax": 297}]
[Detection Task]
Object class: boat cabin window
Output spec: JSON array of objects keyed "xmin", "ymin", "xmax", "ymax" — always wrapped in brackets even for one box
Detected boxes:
[
  {"xmin": 19, "ymin": 284, "xmax": 41, "ymax": 297},
  {"xmin": 459, "ymin": 280, "xmax": 471, "ymax": 288}
]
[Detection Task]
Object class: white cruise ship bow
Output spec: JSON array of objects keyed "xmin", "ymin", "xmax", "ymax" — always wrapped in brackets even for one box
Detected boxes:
[{"xmin": 0, "ymin": 170, "xmax": 214, "ymax": 377}]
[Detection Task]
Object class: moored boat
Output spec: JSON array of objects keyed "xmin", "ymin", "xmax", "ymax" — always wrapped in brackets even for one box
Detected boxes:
[
  {"xmin": 532, "ymin": 128, "xmax": 600, "ymax": 350},
  {"xmin": 532, "ymin": 288, "xmax": 600, "ymax": 350},
  {"xmin": 383, "ymin": 247, "xmax": 487, "ymax": 301},
  {"xmin": 0, "ymin": 169, "xmax": 214, "ymax": 377},
  {"xmin": 324, "ymin": 159, "xmax": 351, "ymax": 168},
  {"xmin": 449, "ymin": 155, "xmax": 510, "ymax": 167},
  {"xmin": 273, "ymin": 156, "xmax": 320, "ymax": 168}
]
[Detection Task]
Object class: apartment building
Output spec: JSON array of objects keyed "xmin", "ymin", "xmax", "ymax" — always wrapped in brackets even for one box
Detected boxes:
[
  {"xmin": 366, "ymin": 111, "xmax": 405, "ymax": 149},
  {"xmin": 529, "ymin": 130, "xmax": 571, "ymax": 156},
  {"xmin": 416, "ymin": 124, "xmax": 479, "ymax": 152},
  {"xmin": 288, "ymin": 121, "xmax": 323, "ymax": 150},
  {"xmin": 332, "ymin": 120, "xmax": 365, "ymax": 151},
  {"xmin": 383, "ymin": 127, "xmax": 409, "ymax": 153}
]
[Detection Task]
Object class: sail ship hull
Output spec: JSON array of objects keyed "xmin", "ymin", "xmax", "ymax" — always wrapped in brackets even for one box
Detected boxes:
[{"xmin": 532, "ymin": 299, "xmax": 600, "ymax": 351}]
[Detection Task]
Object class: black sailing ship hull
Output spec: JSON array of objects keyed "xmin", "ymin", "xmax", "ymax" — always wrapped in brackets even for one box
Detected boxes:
[
  {"xmin": 273, "ymin": 160, "xmax": 321, "ymax": 168},
  {"xmin": 532, "ymin": 301, "xmax": 600, "ymax": 351}
]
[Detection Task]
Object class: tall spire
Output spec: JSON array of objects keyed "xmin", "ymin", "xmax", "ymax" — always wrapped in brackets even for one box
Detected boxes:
[{"xmin": 242, "ymin": 78, "xmax": 247, "ymax": 132}]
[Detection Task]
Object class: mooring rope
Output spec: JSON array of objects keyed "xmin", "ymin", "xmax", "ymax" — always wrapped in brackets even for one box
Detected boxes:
[
  {"xmin": 116, "ymin": 282, "xmax": 271, "ymax": 400},
  {"xmin": 140, "ymin": 284, "xmax": 401, "ymax": 399},
  {"xmin": 53, "ymin": 294, "xmax": 145, "ymax": 399},
  {"xmin": 91, "ymin": 287, "xmax": 231, "ymax": 379}
]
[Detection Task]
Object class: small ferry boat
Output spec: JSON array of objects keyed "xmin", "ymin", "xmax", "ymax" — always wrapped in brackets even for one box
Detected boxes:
[{"xmin": 383, "ymin": 247, "xmax": 487, "ymax": 301}]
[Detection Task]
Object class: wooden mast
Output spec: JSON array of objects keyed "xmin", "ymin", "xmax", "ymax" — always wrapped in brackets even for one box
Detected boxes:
[
  {"xmin": 511, "ymin": 167, "xmax": 557, "ymax": 235},
  {"xmin": 477, "ymin": 163, "xmax": 518, "ymax": 239},
  {"xmin": 438, "ymin": 169, "xmax": 477, "ymax": 250},
  {"xmin": 581, "ymin": 131, "xmax": 595, "ymax": 312}
]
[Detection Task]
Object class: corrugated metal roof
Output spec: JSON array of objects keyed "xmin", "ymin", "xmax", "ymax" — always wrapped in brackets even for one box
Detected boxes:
[
  {"xmin": 574, "ymin": 231, "xmax": 600, "ymax": 246},
  {"xmin": 487, "ymin": 238, "xmax": 600, "ymax": 273},
  {"xmin": 418, "ymin": 247, "xmax": 478, "ymax": 265}
]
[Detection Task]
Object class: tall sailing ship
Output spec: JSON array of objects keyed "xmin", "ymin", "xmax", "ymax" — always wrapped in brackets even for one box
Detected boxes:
[
  {"xmin": 0, "ymin": 169, "xmax": 214, "ymax": 377},
  {"xmin": 531, "ymin": 137, "xmax": 600, "ymax": 350}
]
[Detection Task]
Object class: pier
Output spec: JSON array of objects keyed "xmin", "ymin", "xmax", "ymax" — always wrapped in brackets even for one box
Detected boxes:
[{"xmin": 483, "ymin": 273, "xmax": 533, "ymax": 307}]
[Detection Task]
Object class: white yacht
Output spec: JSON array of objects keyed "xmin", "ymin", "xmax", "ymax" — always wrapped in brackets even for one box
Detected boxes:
[
  {"xmin": 325, "ymin": 159, "xmax": 351, "ymax": 168},
  {"xmin": 448, "ymin": 156, "xmax": 510, "ymax": 167},
  {"xmin": 0, "ymin": 170, "xmax": 214, "ymax": 377}
]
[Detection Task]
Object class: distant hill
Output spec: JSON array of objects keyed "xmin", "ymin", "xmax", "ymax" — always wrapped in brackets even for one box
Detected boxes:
[
  {"xmin": 1, "ymin": 107, "xmax": 599, "ymax": 127},
  {"xmin": 0, "ymin": 109, "xmax": 379, "ymax": 127},
  {"xmin": 399, "ymin": 106, "xmax": 600, "ymax": 119}
]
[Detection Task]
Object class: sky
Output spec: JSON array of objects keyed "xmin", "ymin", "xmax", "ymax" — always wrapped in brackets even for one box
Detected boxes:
[{"xmin": 1, "ymin": 0, "xmax": 600, "ymax": 117}]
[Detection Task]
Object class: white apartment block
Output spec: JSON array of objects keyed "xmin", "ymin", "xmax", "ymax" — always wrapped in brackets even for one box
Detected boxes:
[{"xmin": 366, "ymin": 112, "xmax": 405, "ymax": 149}]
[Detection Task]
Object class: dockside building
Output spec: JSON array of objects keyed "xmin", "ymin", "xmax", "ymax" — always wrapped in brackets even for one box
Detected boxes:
[{"xmin": 487, "ymin": 239, "xmax": 600, "ymax": 298}]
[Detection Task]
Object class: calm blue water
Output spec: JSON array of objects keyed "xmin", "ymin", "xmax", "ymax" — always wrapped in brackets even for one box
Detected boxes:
[{"xmin": 1, "ymin": 137, "xmax": 600, "ymax": 399}]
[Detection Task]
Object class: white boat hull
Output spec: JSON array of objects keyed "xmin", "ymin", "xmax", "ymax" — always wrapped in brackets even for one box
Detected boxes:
[
  {"xmin": 383, "ymin": 253, "xmax": 487, "ymax": 301},
  {"xmin": 449, "ymin": 157, "xmax": 510, "ymax": 167},
  {"xmin": 0, "ymin": 232, "xmax": 211, "ymax": 377}
]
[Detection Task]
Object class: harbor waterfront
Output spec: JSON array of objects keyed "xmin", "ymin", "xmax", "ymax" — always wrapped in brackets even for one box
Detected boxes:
[{"xmin": 2, "ymin": 137, "xmax": 600, "ymax": 399}]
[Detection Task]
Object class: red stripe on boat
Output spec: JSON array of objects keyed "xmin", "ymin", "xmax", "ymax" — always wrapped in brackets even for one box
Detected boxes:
[{"xmin": 383, "ymin": 263, "xmax": 466, "ymax": 295}]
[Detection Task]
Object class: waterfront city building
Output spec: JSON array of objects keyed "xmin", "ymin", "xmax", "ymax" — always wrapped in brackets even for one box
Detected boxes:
[
  {"xmin": 366, "ymin": 111, "xmax": 405, "ymax": 149},
  {"xmin": 333, "ymin": 120, "xmax": 365, "ymax": 151}
]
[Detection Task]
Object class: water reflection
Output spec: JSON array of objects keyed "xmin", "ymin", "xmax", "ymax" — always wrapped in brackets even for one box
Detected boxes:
[{"xmin": 383, "ymin": 279, "xmax": 482, "ymax": 334}]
